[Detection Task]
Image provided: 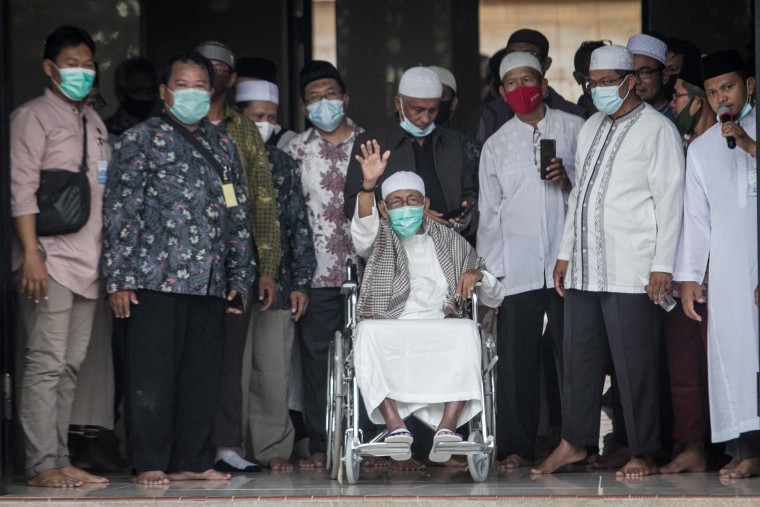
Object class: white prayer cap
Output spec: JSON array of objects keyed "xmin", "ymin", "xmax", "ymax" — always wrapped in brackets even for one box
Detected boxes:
[
  {"xmin": 235, "ymin": 80, "xmax": 279, "ymax": 105},
  {"xmin": 499, "ymin": 51, "xmax": 543, "ymax": 80},
  {"xmin": 626, "ymin": 34, "xmax": 667, "ymax": 65},
  {"xmin": 381, "ymin": 171, "xmax": 426, "ymax": 200},
  {"xmin": 428, "ymin": 65, "xmax": 457, "ymax": 93},
  {"xmin": 398, "ymin": 67, "xmax": 442, "ymax": 99},
  {"xmin": 589, "ymin": 45, "xmax": 634, "ymax": 71}
]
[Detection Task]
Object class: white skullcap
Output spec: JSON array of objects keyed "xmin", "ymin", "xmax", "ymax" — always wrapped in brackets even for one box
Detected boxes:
[
  {"xmin": 499, "ymin": 52, "xmax": 543, "ymax": 80},
  {"xmin": 235, "ymin": 80, "xmax": 279, "ymax": 105},
  {"xmin": 626, "ymin": 34, "xmax": 667, "ymax": 65},
  {"xmin": 381, "ymin": 171, "xmax": 426, "ymax": 200},
  {"xmin": 428, "ymin": 65, "xmax": 457, "ymax": 93},
  {"xmin": 590, "ymin": 44, "xmax": 634, "ymax": 71},
  {"xmin": 398, "ymin": 67, "xmax": 442, "ymax": 99}
]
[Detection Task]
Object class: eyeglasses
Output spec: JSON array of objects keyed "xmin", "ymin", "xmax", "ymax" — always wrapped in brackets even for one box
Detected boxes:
[
  {"xmin": 305, "ymin": 90, "xmax": 343, "ymax": 105},
  {"xmin": 384, "ymin": 195, "xmax": 422, "ymax": 210},
  {"xmin": 634, "ymin": 67, "xmax": 663, "ymax": 80},
  {"xmin": 584, "ymin": 75, "xmax": 625, "ymax": 89},
  {"xmin": 212, "ymin": 63, "xmax": 232, "ymax": 77}
]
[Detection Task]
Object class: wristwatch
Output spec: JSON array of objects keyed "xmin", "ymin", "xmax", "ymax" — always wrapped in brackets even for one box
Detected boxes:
[{"xmin": 360, "ymin": 180, "xmax": 376, "ymax": 193}]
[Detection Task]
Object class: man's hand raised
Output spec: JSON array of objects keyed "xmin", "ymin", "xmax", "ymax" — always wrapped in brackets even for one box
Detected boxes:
[{"xmin": 355, "ymin": 139, "xmax": 390, "ymax": 189}]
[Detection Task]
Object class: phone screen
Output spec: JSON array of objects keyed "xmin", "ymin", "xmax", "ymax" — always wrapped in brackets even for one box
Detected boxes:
[{"xmin": 540, "ymin": 139, "xmax": 557, "ymax": 180}]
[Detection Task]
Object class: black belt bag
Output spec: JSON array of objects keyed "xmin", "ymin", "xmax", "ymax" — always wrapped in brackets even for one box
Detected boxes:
[{"xmin": 36, "ymin": 115, "xmax": 91, "ymax": 237}]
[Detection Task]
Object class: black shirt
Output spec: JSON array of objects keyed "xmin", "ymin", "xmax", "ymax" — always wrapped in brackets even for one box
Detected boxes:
[{"xmin": 409, "ymin": 134, "xmax": 448, "ymax": 214}]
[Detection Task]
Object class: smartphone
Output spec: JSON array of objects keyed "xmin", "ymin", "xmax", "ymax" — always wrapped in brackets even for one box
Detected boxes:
[
  {"xmin": 441, "ymin": 200, "xmax": 477, "ymax": 220},
  {"xmin": 540, "ymin": 139, "xmax": 557, "ymax": 180},
  {"xmin": 227, "ymin": 293, "xmax": 246, "ymax": 312}
]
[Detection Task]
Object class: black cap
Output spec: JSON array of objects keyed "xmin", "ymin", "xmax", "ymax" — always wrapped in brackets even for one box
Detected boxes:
[
  {"xmin": 701, "ymin": 49, "xmax": 748, "ymax": 82},
  {"xmin": 236, "ymin": 57, "xmax": 277, "ymax": 82},
  {"xmin": 507, "ymin": 29, "xmax": 550, "ymax": 61},
  {"xmin": 299, "ymin": 60, "xmax": 345, "ymax": 98},
  {"xmin": 678, "ymin": 56, "xmax": 704, "ymax": 90}
]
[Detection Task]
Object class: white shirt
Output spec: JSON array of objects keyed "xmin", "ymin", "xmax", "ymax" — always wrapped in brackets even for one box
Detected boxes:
[
  {"xmin": 351, "ymin": 203, "xmax": 505, "ymax": 315},
  {"xmin": 477, "ymin": 106, "xmax": 583, "ymax": 296},
  {"xmin": 673, "ymin": 108, "xmax": 759, "ymax": 442},
  {"xmin": 558, "ymin": 103, "xmax": 684, "ymax": 293}
]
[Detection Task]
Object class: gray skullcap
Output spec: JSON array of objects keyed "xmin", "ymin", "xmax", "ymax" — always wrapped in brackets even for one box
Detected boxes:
[
  {"xmin": 381, "ymin": 171, "xmax": 426, "ymax": 200},
  {"xmin": 398, "ymin": 67, "xmax": 442, "ymax": 99},
  {"xmin": 428, "ymin": 66, "xmax": 457, "ymax": 93},
  {"xmin": 590, "ymin": 44, "xmax": 634, "ymax": 71},
  {"xmin": 196, "ymin": 40, "xmax": 235, "ymax": 69},
  {"xmin": 499, "ymin": 52, "xmax": 543, "ymax": 80},
  {"xmin": 626, "ymin": 34, "xmax": 667, "ymax": 65}
]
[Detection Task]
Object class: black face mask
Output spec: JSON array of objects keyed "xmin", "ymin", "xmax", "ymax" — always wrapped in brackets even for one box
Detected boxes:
[
  {"xmin": 663, "ymin": 75, "xmax": 677, "ymax": 103},
  {"xmin": 435, "ymin": 100, "xmax": 453, "ymax": 126},
  {"xmin": 122, "ymin": 95, "xmax": 157, "ymax": 120}
]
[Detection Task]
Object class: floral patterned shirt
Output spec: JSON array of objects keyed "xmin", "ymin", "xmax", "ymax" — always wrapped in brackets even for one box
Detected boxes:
[
  {"xmin": 102, "ymin": 116, "xmax": 255, "ymax": 299},
  {"xmin": 284, "ymin": 120, "xmax": 362, "ymax": 288}
]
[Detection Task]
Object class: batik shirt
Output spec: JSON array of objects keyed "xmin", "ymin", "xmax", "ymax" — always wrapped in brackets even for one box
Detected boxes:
[
  {"xmin": 284, "ymin": 120, "xmax": 362, "ymax": 288},
  {"xmin": 102, "ymin": 116, "xmax": 255, "ymax": 298}
]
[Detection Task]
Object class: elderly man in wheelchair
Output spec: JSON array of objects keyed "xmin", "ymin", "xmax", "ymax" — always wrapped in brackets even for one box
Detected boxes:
[{"xmin": 330, "ymin": 140, "xmax": 504, "ymax": 483}]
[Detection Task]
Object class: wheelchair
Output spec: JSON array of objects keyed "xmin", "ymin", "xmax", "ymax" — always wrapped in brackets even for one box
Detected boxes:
[{"xmin": 325, "ymin": 260, "xmax": 498, "ymax": 484}]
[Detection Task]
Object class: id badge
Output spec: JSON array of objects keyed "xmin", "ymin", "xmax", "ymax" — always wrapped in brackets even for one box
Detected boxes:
[
  {"xmin": 97, "ymin": 160, "xmax": 108, "ymax": 184},
  {"xmin": 222, "ymin": 183, "xmax": 239, "ymax": 208},
  {"xmin": 749, "ymin": 167, "xmax": 757, "ymax": 197}
]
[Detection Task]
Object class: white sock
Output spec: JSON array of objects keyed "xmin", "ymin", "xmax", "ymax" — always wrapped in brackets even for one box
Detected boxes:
[{"xmin": 216, "ymin": 447, "xmax": 256, "ymax": 469}]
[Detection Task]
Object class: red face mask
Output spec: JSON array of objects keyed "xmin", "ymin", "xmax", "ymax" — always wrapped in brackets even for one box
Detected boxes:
[{"xmin": 504, "ymin": 85, "xmax": 542, "ymax": 115}]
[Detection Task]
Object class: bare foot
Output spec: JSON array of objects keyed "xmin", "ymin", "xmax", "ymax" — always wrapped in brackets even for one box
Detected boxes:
[
  {"xmin": 306, "ymin": 452, "xmax": 326, "ymax": 468},
  {"xmin": 659, "ymin": 443, "xmax": 707, "ymax": 474},
  {"xmin": 719, "ymin": 458, "xmax": 741, "ymax": 476},
  {"xmin": 28, "ymin": 468, "xmax": 83, "ymax": 488},
  {"xmin": 136, "ymin": 470, "xmax": 170, "ymax": 486},
  {"xmin": 269, "ymin": 457, "xmax": 293, "ymax": 471},
  {"xmin": 587, "ymin": 446, "xmax": 631, "ymax": 470},
  {"xmin": 167, "ymin": 469, "xmax": 231, "ymax": 481},
  {"xmin": 389, "ymin": 458, "xmax": 427, "ymax": 471},
  {"xmin": 728, "ymin": 458, "xmax": 760, "ymax": 479},
  {"xmin": 361, "ymin": 456, "xmax": 389, "ymax": 469},
  {"xmin": 531, "ymin": 439, "xmax": 587, "ymax": 474},
  {"xmin": 61, "ymin": 465, "xmax": 109, "ymax": 483},
  {"xmin": 497, "ymin": 454, "xmax": 531, "ymax": 470},
  {"xmin": 616, "ymin": 455, "xmax": 659, "ymax": 478}
]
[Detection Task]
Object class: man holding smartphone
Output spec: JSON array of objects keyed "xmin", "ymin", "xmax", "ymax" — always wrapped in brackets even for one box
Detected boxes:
[{"xmin": 477, "ymin": 52, "xmax": 583, "ymax": 470}]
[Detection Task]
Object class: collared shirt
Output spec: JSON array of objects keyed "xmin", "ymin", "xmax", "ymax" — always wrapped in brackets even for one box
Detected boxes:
[
  {"xmin": 266, "ymin": 146, "xmax": 317, "ymax": 309},
  {"xmin": 218, "ymin": 104, "xmax": 281, "ymax": 279},
  {"xmin": 558, "ymin": 102, "xmax": 684, "ymax": 293},
  {"xmin": 11, "ymin": 88, "xmax": 111, "ymax": 299},
  {"xmin": 477, "ymin": 106, "xmax": 583, "ymax": 296},
  {"xmin": 409, "ymin": 134, "xmax": 447, "ymax": 213},
  {"xmin": 284, "ymin": 120, "xmax": 363, "ymax": 288},
  {"xmin": 102, "ymin": 116, "xmax": 255, "ymax": 298}
]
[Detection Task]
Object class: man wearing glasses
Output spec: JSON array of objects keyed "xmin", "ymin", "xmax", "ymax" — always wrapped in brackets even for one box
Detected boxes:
[{"xmin": 627, "ymin": 34, "xmax": 676, "ymax": 122}]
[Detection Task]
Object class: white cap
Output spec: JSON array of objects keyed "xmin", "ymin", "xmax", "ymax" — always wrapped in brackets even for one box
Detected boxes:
[
  {"xmin": 381, "ymin": 171, "xmax": 426, "ymax": 200},
  {"xmin": 398, "ymin": 67, "xmax": 442, "ymax": 99},
  {"xmin": 499, "ymin": 52, "xmax": 543, "ymax": 80},
  {"xmin": 235, "ymin": 80, "xmax": 279, "ymax": 105},
  {"xmin": 626, "ymin": 34, "xmax": 667, "ymax": 65},
  {"xmin": 428, "ymin": 65, "xmax": 457, "ymax": 93},
  {"xmin": 590, "ymin": 45, "xmax": 634, "ymax": 71}
]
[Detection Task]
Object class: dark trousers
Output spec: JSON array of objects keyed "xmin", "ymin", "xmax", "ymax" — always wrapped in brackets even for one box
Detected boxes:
[
  {"xmin": 496, "ymin": 288, "xmax": 564, "ymax": 461},
  {"xmin": 562, "ymin": 290, "xmax": 661, "ymax": 456},
  {"xmin": 123, "ymin": 290, "xmax": 225, "ymax": 472},
  {"xmin": 726, "ymin": 431, "xmax": 760, "ymax": 460},
  {"xmin": 664, "ymin": 299, "xmax": 709, "ymax": 445},
  {"xmin": 298, "ymin": 287, "xmax": 344, "ymax": 455}
]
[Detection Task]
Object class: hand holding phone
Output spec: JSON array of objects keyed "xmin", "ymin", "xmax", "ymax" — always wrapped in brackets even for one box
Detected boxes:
[
  {"xmin": 540, "ymin": 139, "xmax": 557, "ymax": 180},
  {"xmin": 441, "ymin": 199, "xmax": 477, "ymax": 220}
]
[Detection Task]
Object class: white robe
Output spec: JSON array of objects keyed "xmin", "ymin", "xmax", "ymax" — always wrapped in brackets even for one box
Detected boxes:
[{"xmin": 673, "ymin": 107, "xmax": 759, "ymax": 442}]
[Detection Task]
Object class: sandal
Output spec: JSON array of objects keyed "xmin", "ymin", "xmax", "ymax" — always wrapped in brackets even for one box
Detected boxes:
[
  {"xmin": 429, "ymin": 428, "xmax": 463, "ymax": 463},
  {"xmin": 384, "ymin": 428, "xmax": 413, "ymax": 444}
]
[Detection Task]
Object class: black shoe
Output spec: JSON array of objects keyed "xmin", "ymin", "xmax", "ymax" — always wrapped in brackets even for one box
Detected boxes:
[{"xmin": 213, "ymin": 459, "xmax": 262, "ymax": 473}]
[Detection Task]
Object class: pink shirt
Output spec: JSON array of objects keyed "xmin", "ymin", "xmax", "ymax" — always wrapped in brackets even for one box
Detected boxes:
[{"xmin": 11, "ymin": 89, "xmax": 110, "ymax": 299}]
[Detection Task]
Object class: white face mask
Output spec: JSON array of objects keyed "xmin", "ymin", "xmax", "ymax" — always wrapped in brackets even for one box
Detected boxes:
[{"xmin": 255, "ymin": 121, "xmax": 276, "ymax": 142}]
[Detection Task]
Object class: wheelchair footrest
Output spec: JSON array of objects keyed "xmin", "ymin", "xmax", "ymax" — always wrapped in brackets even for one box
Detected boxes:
[
  {"xmin": 354, "ymin": 442, "xmax": 411, "ymax": 457},
  {"xmin": 432, "ymin": 441, "xmax": 491, "ymax": 455}
]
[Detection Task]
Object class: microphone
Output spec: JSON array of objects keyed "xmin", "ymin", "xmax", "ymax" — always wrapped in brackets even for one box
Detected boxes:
[{"xmin": 718, "ymin": 106, "xmax": 736, "ymax": 149}]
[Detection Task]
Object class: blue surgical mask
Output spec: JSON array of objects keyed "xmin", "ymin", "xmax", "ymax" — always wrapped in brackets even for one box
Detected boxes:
[
  {"xmin": 591, "ymin": 78, "xmax": 630, "ymax": 116},
  {"xmin": 399, "ymin": 98, "xmax": 436, "ymax": 138},
  {"xmin": 307, "ymin": 98, "xmax": 345, "ymax": 132},
  {"xmin": 736, "ymin": 102, "xmax": 753, "ymax": 122},
  {"xmin": 53, "ymin": 65, "xmax": 96, "ymax": 101},
  {"xmin": 387, "ymin": 205, "xmax": 424, "ymax": 239},
  {"xmin": 168, "ymin": 88, "xmax": 211, "ymax": 125}
]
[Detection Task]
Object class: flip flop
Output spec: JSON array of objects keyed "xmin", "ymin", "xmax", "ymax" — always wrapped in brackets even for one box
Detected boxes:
[
  {"xmin": 429, "ymin": 428, "xmax": 463, "ymax": 463},
  {"xmin": 384, "ymin": 428, "xmax": 413, "ymax": 444}
]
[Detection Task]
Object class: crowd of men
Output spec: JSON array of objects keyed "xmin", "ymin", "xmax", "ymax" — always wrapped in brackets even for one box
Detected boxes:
[{"xmin": 9, "ymin": 24, "xmax": 759, "ymax": 487}]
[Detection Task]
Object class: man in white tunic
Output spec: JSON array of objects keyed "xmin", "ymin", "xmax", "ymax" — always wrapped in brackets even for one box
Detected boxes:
[
  {"xmin": 477, "ymin": 52, "xmax": 583, "ymax": 469},
  {"xmin": 533, "ymin": 45, "xmax": 684, "ymax": 478},
  {"xmin": 675, "ymin": 49, "xmax": 759, "ymax": 479},
  {"xmin": 350, "ymin": 141, "xmax": 504, "ymax": 463}
]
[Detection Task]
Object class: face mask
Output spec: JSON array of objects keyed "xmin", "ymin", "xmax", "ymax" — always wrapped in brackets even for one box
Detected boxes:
[
  {"xmin": 674, "ymin": 97, "xmax": 701, "ymax": 137},
  {"xmin": 168, "ymin": 88, "xmax": 211, "ymax": 125},
  {"xmin": 591, "ymin": 78, "xmax": 630, "ymax": 116},
  {"xmin": 399, "ymin": 98, "xmax": 436, "ymax": 138},
  {"xmin": 256, "ymin": 121, "xmax": 275, "ymax": 142},
  {"xmin": 122, "ymin": 95, "xmax": 156, "ymax": 120},
  {"xmin": 307, "ymin": 98, "xmax": 345, "ymax": 133},
  {"xmin": 387, "ymin": 205, "xmax": 424, "ymax": 239},
  {"xmin": 504, "ymin": 85, "xmax": 542, "ymax": 115},
  {"xmin": 435, "ymin": 100, "xmax": 453, "ymax": 126},
  {"xmin": 53, "ymin": 65, "xmax": 96, "ymax": 101},
  {"xmin": 737, "ymin": 103, "xmax": 753, "ymax": 122}
]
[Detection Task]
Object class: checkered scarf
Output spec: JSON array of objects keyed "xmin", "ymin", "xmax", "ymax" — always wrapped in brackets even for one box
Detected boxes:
[{"xmin": 357, "ymin": 217, "xmax": 485, "ymax": 320}]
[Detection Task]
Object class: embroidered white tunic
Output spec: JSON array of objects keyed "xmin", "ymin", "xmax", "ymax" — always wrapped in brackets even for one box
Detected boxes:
[
  {"xmin": 673, "ymin": 108, "xmax": 759, "ymax": 443},
  {"xmin": 558, "ymin": 103, "xmax": 684, "ymax": 293}
]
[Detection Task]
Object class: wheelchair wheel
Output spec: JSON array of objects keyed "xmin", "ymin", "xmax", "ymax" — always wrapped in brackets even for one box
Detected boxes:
[
  {"xmin": 344, "ymin": 428, "xmax": 361, "ymax": 484},
  {"xmin": 467, "ymin": 429, "xmax": 490, "ymax": 482},
  {"xmin": 326, "ymin": 331, "xmax": 344, "ymax": 479}
]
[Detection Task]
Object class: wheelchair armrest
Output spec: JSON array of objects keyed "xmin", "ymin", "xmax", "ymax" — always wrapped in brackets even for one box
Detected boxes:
[{"xmin": 341, "ymin": 280, "xmax": 358, "ymax": 295}]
